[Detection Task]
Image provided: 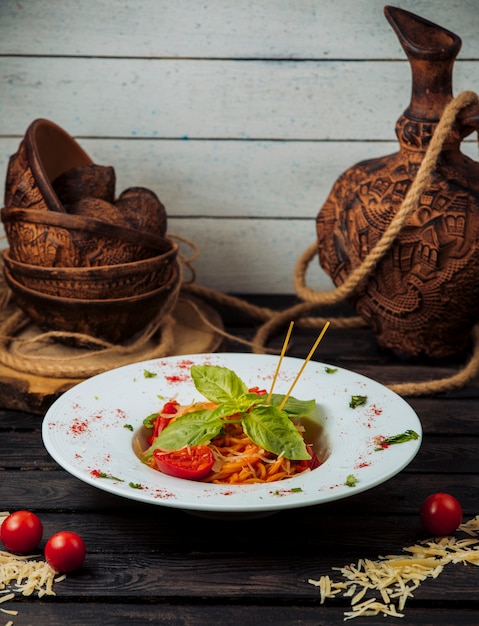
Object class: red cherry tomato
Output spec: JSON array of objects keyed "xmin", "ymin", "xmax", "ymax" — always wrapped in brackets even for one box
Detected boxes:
[
  {"xmin": 307, "ymin": 444, "xmax": 322, "ymax": 470},
  {"xmin": 146, "ymin": 405, "xmax": 179, "ymax": 444},
  {"xmin": 153, "ymin": 416, "xmax": 172, "ymax": 437},
  {"xmin": 154, "ymin": 445, "xmax": 215, "ymax": 480},
  {"xmin": 248, "ymin": 386, "xmax": 267, "ymax": 395},
  {"xmin": 150, "ymin": 402, "xmax": 179, "ymax": 439},
  {"xmin": 44, "ymin": 531, "xmax": 86, "ymax": 572},
  {"xmin": 162, "ymin": 401, "xmax": 179, "ymax": 414},
  {"xmin": 420, "ymin": 492, "xmax": 463, "ymax": 536},
  {"xmin": 0, "ymin": 510, "xmax": 43, "ymax": 554}
]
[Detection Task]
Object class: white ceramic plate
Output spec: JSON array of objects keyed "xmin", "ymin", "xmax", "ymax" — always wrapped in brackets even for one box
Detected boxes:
[{"xmin": 42, "ymin": 353, "xmax": 422, "ymax": 516}]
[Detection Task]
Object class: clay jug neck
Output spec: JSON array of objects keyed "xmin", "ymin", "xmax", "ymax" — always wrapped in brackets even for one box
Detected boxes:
[{"xmin": 384, "ymin": 6, "xmax": 461, "ymax": 123}]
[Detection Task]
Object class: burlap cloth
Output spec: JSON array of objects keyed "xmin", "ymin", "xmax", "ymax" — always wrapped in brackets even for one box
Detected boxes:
[{"xmin": 0, "ymin": 92, "xmax": 479, "ymax": 398}]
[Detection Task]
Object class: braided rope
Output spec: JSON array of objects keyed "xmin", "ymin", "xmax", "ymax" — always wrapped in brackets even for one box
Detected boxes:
[
  {"xmin": 250, "ymin": 91, "xmax": 479, "ymax": 395},
  {"xmin": 296, "ymin": 91, "xmax": 479, "ymax": 304}
]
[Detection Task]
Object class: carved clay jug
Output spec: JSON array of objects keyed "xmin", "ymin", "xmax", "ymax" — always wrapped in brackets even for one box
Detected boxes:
[{"xmin": 316, "ymin": 6, "xmax": 479, "ymax": 359}]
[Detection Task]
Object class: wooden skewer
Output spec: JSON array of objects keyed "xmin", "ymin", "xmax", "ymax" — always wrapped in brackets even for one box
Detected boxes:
[
  {"xmin": 278, "ymin": 321, "xmax": 330, "ymax": 411},
  {"xmin": 266, "ymin": 320, "xmax": 294, "ymax": 404}
]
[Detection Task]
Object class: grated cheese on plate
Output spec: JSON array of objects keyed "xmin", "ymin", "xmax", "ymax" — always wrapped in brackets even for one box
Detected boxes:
[{"xmin": 309, "ymin": 514, "xmax": 479, "ymax": 620}]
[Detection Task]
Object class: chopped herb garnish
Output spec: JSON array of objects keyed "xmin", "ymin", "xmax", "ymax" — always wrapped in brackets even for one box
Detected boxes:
[
  {"xmin": 325, "ymin": 367, "xmax": 338, "ymax": 374},
  {"xmin": 92, "ymin": 470, "xmax": 124, "ymax": 482},
  {"xmin": 143, "ymin": 370, "xmax": 157, "ymax": 378},
  {"xmin": 345, "ymin": 474, "xmax": 358, "ymax": 487},
  {"xmin": 272, "ymin": 487, "xmax": 303, "ymax": 496},
  {"xmin": 350, "ymin": 395, "xmax": 367, "ymax": 409},
  {"xmin": 375, "ymin": 429, "xmax": 420, "ymax": 451},
  {"xmin": 129, "ymin": 482, "xmax": 143, "ymax": 489},
  {"xmin": 123, "ymin": 424, "xmax": 134, "ymax": 431}
]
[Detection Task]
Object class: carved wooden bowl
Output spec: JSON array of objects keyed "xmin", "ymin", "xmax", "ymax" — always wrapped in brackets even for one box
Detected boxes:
[
  {"xmin": 2, "ymin": 242, "xmax": 178, "ymax": 299},
  {"xmin": 4, "ymin": 118, "xmax": 100, "ymax": 212},
  {"xmin": 1, "ymin": 207, "xmax": 170, "ymax": 267},
  {"xmin": 3, "ymin": 263, "xmax": 180, "ymax": 344}
]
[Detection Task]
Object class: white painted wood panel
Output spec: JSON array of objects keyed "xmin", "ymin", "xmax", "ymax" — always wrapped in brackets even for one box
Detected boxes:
[
  {"xmin": 1, "ymin": 1, "xmax": 478, "ymax": 59},
  {"xmin": 1, "ymin": 0, "xmax": 479, "ymax": 295},
  {"xmin": 1, "ymin": 57, "xmax": 477, "ymax": 139},
  {"xmin": 169, "ymin": 217, "xmax": 332, "ymax": 295}
]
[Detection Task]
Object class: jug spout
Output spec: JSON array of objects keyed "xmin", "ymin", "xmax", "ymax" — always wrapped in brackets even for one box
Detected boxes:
[
  {"xmin": 384, "ymin": 6, "xmax": 462, "ymax": 121},
  {"xmin": 384, "ymin": 6, "xmax": 461, "ymax": 61}
]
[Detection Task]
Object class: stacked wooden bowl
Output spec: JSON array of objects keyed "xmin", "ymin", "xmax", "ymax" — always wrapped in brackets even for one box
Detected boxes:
[{"xmin": 1, "ymin": 119, "xmax": 180, "ymax": 343}]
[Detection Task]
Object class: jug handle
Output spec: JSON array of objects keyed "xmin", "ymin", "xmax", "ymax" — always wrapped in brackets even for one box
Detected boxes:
[{"xmin": 457, "ymin": 99, "xmax": 479, "ymax": 138}]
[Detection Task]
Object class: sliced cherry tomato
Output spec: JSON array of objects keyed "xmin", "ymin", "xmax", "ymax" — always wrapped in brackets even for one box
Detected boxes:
[
  {"xmin": 153, "ymin": 416, "xmax": 172, "ymax": 438},
  {"xmin": 420, "ymin": 492, "xmax": 463, "ymax": 536},
  {"xmin": 162, "ymin": 401, "xmax": 179, "ymax": 414},
  {"xmin": 154, "ymin": 445, "xmax": 215, "ymax": 481},
  {"xmin": 0, "ymin": 510, "xmax": 43, "ymax": 554},
  {"xmin": 306, "ymin": 444, "xmax": 321, "ymax": 470},
  {"xmin": 294, "ymin": 444, "xmax": 321, "ymax": 473},
  {"xmin": 44, "ymin": 531, "xmax": 86, "ymax": 573},
  {"xmin": 248, "ymin": 386, "xmax": 267, "ymax": 395},
  {"xmin": 146, "ymin": 403, "xmax": 179, "ymax": 443},
  {"xmin": 146, "ymin": 415, "xmax": 166, "ymax": 444}
]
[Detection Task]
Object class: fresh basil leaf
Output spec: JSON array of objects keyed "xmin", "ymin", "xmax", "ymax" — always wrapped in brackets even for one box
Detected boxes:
[
  {"xmin": 210, "ymin": 402, "xmax": 243, "ymax": 421},
  {"xmin": 242, "ymin": 405, "xmax": 311, "ymax": 460},
  {"xmin": 149, "ymin": 409, "xmax": 223, "ymax": 452},
  {"xmin": 269, "ymin": 394, "xmax": 318, "ymax": 419},
  {"xmin": 191, "ymin": 365, "xmax": 249, "ymax": 404},
  {"xmin": 237, "ymin": 392, "xmax": 266, "ymax": 412}
]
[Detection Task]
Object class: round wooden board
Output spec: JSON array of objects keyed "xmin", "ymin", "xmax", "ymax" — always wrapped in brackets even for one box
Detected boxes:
[{"xmin": 0, "ymin": 295, "xmax": 224, "ymax": 414}]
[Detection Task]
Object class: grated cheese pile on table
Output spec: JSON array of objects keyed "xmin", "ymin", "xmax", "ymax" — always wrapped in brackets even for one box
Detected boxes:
[
  {"xmin": 0, "ymin": 512, "xmax": 65, "ymax": 626},
  {"xmin": 309, "ymin": 515, "xmax": 479, "ymax": 620}
]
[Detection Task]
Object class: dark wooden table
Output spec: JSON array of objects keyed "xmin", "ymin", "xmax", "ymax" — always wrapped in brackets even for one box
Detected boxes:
[{"xmin": 2, "ymin": 295, "xmax": 479, "ymax": 625}]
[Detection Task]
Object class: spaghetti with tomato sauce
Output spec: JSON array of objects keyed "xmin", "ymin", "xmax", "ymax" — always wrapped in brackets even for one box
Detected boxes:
[{"xmin": 138, "ymin": 385, "xmax": 322, "ymax": 485}]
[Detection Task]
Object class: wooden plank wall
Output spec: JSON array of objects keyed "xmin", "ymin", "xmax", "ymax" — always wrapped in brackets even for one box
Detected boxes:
[{"xmin": 1, "ymin": 1, "xmax": 479, "ymax": 294}]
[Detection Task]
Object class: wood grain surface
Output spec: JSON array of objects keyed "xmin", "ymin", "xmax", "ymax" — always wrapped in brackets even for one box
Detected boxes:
[{"xmin": 1, "ymin": 295, "xmax": 479, "ymax": 625}]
